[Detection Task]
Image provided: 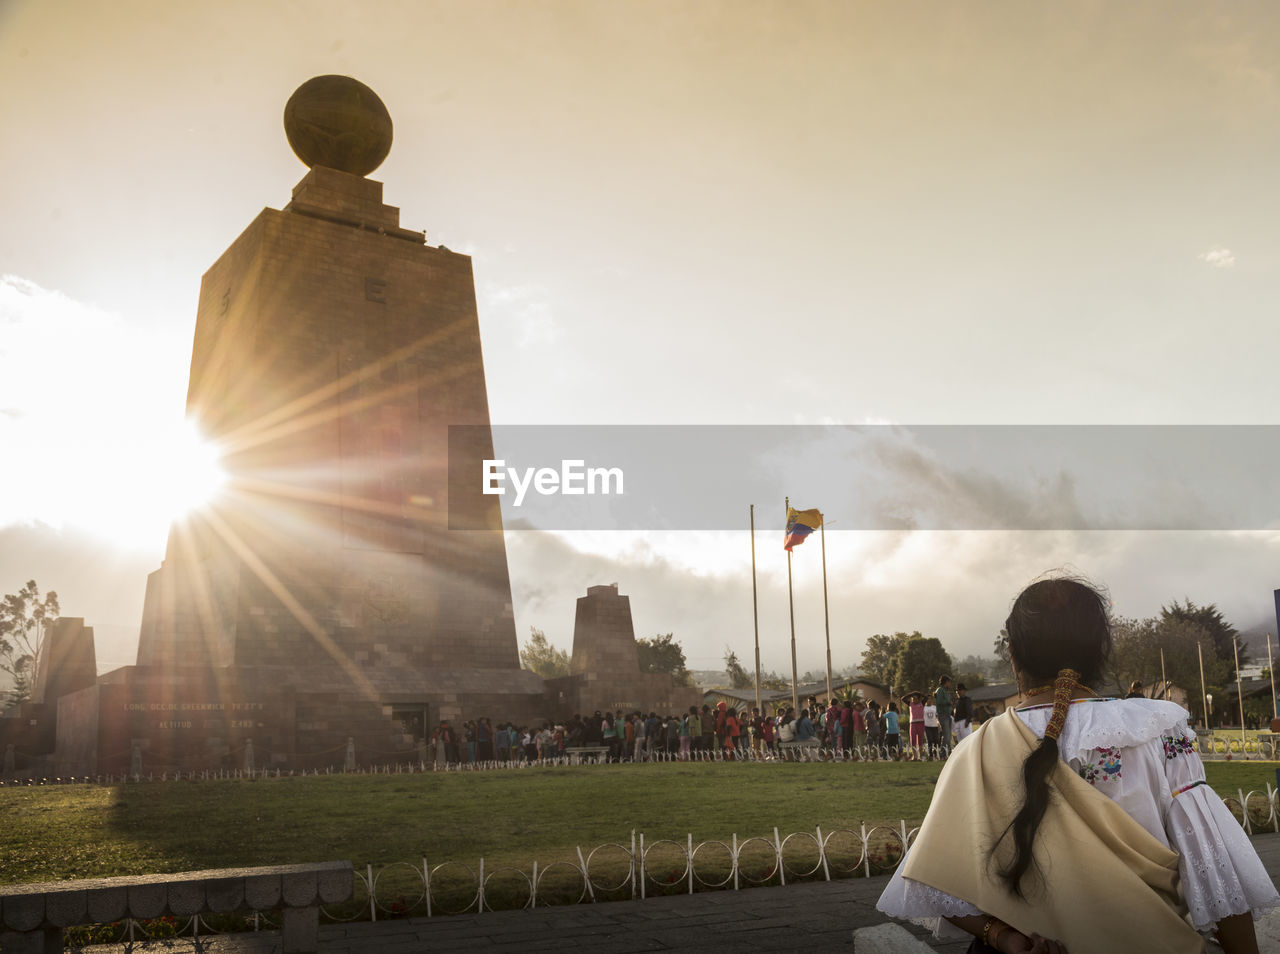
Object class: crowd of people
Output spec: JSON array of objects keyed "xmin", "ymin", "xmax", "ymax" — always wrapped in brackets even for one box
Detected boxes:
[{"xmin": 425, "ymin": 678, "xmax": 988, "ymax": 766}]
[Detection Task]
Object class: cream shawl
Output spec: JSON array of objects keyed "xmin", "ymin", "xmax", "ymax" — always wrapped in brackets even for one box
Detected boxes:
[{"xmin": 900, "ymin": 707, "xmax": 1205, "ymax": 953}]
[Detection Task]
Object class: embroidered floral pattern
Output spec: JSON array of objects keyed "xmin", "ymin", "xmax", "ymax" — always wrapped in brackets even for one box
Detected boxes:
[
  {"xmin": 1078, "ymin": 746, "xmax": 1122, "ymax": 784},
  {"xmin": 1163, "ymin": 735, "xmax": 1195, "ymax": 760}
]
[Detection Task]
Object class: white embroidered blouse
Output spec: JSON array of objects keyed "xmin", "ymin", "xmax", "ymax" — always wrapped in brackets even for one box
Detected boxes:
[{"xmin": 876, "ymin": 698, "xmax": 1279, "ymax": 935}]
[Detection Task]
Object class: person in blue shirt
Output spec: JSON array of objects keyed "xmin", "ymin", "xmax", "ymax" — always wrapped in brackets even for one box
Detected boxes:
[
  {"xmin": 883, "ymin": 702, "xmax": 901, "ymax": 758},
  {"xmin": 795, "ymin": 707, "xmax": 817, "ymax": 743}
]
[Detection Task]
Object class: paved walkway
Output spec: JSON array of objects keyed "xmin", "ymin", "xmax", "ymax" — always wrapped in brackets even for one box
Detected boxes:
[{"xmin": 85, "ymin": 834, "xmax": 1280, "ymax": 953}]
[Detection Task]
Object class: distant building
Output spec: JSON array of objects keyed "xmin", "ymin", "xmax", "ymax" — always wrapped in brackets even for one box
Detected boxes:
[{"xmin": 702, "ymin": 677, "xmax": 889, "ymax": 714}]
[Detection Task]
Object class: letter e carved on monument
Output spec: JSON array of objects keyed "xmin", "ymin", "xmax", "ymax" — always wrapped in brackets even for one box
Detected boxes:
[{"xmin": 365, "ymin": 277, "xmax": 388, "ymax": 303}]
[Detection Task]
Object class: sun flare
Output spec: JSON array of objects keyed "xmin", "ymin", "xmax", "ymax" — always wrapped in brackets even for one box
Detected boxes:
[
  {"xmin": 37, "ymin": 418, "xmax": 228, "ymax": 552},
  {"xmin": 85, "ymin": 419, "xmax": 228, "ymax": 550},
  {"xmin": 155, "ymin": 421, "xmax": 228, "ymax": 519}
]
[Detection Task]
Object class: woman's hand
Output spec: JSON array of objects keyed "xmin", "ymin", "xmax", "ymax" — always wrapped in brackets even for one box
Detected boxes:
[{"xmin": 945, "ymin": 915, "xmax": 1067, "ymax": 953}]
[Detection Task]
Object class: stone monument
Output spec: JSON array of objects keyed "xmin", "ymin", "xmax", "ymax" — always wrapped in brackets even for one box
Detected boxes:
[
  {"xmin": 51, "ymin": 76, "xmax": 546, "ymax": 774},
  {"xmin": 545, "ymin": 584, "xmax": 701, "ymax": 716},
  {"xmin": 31, "ymin": 618, "xmax": 96, "ymax": 707}
]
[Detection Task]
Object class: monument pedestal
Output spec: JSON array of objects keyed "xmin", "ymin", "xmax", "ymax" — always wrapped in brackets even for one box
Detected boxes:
[{"xmin": 548, "ymin": 585, "xmax": 701, "ymax": 718}]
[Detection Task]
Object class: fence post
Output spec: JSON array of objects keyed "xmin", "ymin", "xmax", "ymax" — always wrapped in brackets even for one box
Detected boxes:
[
  {"xmin": 688, "ymin": 834, "xmax": 695, "ymax": 895},
  {"xmin": 423, "ymin": 858, "xmax": 431, "ymax": 918},
  {"xmin": 861, "ymin": 823, "xmax": 871, "ymax": 878},
  {"xmin": 367, "ymin": 864, "xmax": 376, "ymax": 922},
  {"xmin": 639, "ymin": 833, "xmax": 646, "ymax": 900},
  {"xmin": 531, "ymin": 860, "xmax": 538, "ymax": 909},
  {"xmin": 577, "ymin": 845, "xmax": 595, "ymax": 902},
  {"xmin": 774, "ymin": 827, "xmax": 785, "ymax": 886},
  {"xmin": 630, "ymin": 830, "xmax": 637, "ymax": 900},
  {"xmin": 478, "ymin": 857, "xmax": 485, "ymax": 913},
  {"xmin": 817, "ymin": 826, "xmax": 830, "ymax": 881},
  {"xmin": 732, "ymin": 833, "xmax": 739, "ymax": 891}
]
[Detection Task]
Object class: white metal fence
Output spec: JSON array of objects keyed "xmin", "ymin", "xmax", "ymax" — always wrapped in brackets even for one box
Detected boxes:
[
  {"xmin": 59, "ymin": 783, "xmax": 1280, "ymax": 949},
  {"xmin": 339, "ymin": 783, "xmax": 1280, "ymax": 920}
]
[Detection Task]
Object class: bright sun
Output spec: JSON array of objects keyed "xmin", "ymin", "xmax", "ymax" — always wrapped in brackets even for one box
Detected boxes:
[
  {"xmin": 150, "ymin": 421, "xmax": 228, "ymax": 521},
  {"xmin": 2, "ymin": 276, "xmax": 231, "ymax": 553},
  {"xmin": 56, "ymin": 419, "xmax": 227, "ymax": 552}
]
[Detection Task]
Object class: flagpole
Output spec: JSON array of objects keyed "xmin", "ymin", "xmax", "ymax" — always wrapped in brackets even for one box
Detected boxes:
[
  {"xmin": 1198, "ymin": 641, "xmax": 1209, "ymax": 731},
  {"xmin": 821, "ymin": 515, "xmax": 831, "ymax": 702},
  {"xmin": 1268, "ymin": 634, "xmax": 1276, "ymax": 722},
  {"xmin": 1235, "ymin": 636, "xmax": 1245, "ymax": 746},
  {"xmin": 786, "ymin": 496, "xmax": 798, "ymax": 714},
  {"xmin": 1160, "ymin": 646, "xmax": 1167, "ymax": 700},
  {"xmin": 750, "ymin": 504, "xmax": 761, "ymax": 714}
]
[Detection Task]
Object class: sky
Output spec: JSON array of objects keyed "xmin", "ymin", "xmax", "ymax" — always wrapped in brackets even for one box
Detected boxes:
[{"xmin": 1, "ymin": 0, "xmax": 1278, "ymax": 680}]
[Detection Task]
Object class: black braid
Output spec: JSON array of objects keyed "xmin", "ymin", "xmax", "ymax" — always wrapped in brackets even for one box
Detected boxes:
[
  {"xmin": 990, "ymin": 573, "xmax": 1112, "ymax": 897},
  {"xmin": 996, "ymin": 735, "xmax": 1059, "ymax": 897}
]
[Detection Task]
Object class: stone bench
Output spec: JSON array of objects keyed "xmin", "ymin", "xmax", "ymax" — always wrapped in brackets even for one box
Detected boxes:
[
  {"xmin": 777, "ymin": 739, "xmax": 822, "ymax": 760},
  {"xmin": 565, "ymin": 745, "xmax": 611, "ymax": 763},
  {"xmin": 0, "ymin": 860, "xmax": 352, "ymax": 954}
]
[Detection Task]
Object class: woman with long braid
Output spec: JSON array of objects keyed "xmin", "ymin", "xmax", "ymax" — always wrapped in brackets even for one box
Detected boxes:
[{"xmin": 877, "ymin": 574, "xmax": 1277, "ymax": 953}]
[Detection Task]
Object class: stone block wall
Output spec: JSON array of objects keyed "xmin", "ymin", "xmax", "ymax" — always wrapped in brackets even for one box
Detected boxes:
[{"xmin": 569, "ymin": 584, "xmax": 640, "ymax": 676}]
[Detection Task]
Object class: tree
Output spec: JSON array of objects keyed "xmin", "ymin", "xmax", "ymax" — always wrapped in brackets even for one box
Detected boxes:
[
  {"xmin": 860, "ymin": 632, "xmax": 920, "ymax": 687},
  {"xmin": 832, "ymin": 685, "xmax": 864, "ymax": 706},
  {"xmin": 1108, "ymin": 613, "xmax": 1232, "ymax": 724},
  {"xmin": 1106, "ymin": 616, "xmax": 1162, "ymax": 695},
  {"xmin": 953, "ymin": 670, "xmax": 987, "ymax": 688},
  {"xmin": 519, "ymin": 627, "xmax": 570, "ymax": 678},
  {"xmin": 955, "ymin": 652, "xmax": 1005, "ymax": 684},
  {"xmin": 759, "ymin": 671, "xmax": 791, "ymax": 691},
  {"xmin": 892, "ymin": 635, "xmax": 953, "ymax": 697},
  {"xmin": 637, "ymin": 633, "xmax": 692, "ymax": 686},
  {"xmin": 798, "ymin": 664, "xmax": 860, "ymax": 684},
  {"xmin": 993, "ymin": 629, "xmax": 1010, "ymax": 668},
  {"xmin": 1161, "ymin": 600, "xmax": 1243, "ymax": 673},
  {"xmin": 0, "ymin": 580, "xmax": 59, "ymax": 707},
  {"xmin": 723, "ymin": 647, "xmax": 753, "ymax": 689},
  {"xmin": 1156, "ymin": 616, "xmax": 1232, "ymax": 726}
]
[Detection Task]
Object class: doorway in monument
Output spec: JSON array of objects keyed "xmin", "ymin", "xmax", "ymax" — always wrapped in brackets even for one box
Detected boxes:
[{"xmin": 391, "ymin": 704, "xmax": 428, "ymax": 744}]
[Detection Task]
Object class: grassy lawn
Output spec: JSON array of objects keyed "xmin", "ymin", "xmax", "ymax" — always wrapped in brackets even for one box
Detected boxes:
[
  {"xmin": 0, "ymin": 762, "xmax": 938, "ymax": 886},
  {"xmin": 2, "ymin": 759, "xmax": 1276, "ymax": 890}
]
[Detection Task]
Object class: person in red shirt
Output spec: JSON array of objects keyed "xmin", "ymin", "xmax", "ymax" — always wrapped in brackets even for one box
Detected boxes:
[
  {"xmin": 824, "ymin": 702, "xmax": 839, "ymax": 750},
  {"xmin": 839, "ymin": 700, "xmax": 853, "ymax": 756},
  {"xmin": 851, "ymin": 701, "xmax": 867, "ymax": 756},
  {"xmin": 723, "ymin": 708, "xmax": 740, "ymax": 758},
  {"xmin": 905, "ymin": 693, "xmax": 927, "ymax": 752}
]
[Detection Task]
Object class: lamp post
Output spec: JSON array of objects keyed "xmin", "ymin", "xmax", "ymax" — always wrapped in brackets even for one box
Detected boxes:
[{"xmin": 1206, "ymin": 693, "xmax": 1214, "ymax": 730}]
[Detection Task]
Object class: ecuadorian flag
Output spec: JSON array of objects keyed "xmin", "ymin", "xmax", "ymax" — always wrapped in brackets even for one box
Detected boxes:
[{"xmin": 784, "ymin": 507, "xmax": 823, "ymax": 551}]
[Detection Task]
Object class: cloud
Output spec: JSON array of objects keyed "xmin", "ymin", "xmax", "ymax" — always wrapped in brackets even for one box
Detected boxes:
[
  {"xmin": 503, "ymin": 525, "xmax": 1280, "ymax": 677},
  {"xmin": 0, "ymin": 275, "xmax": 190, "ymax": 543},
  {"xmin": 480, "ymin": 281, "xmax": 563, "ymax": 348},
  {"xmin": 1199, "ymin": 248, "xmax": 1236, "ymax": 268}
]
